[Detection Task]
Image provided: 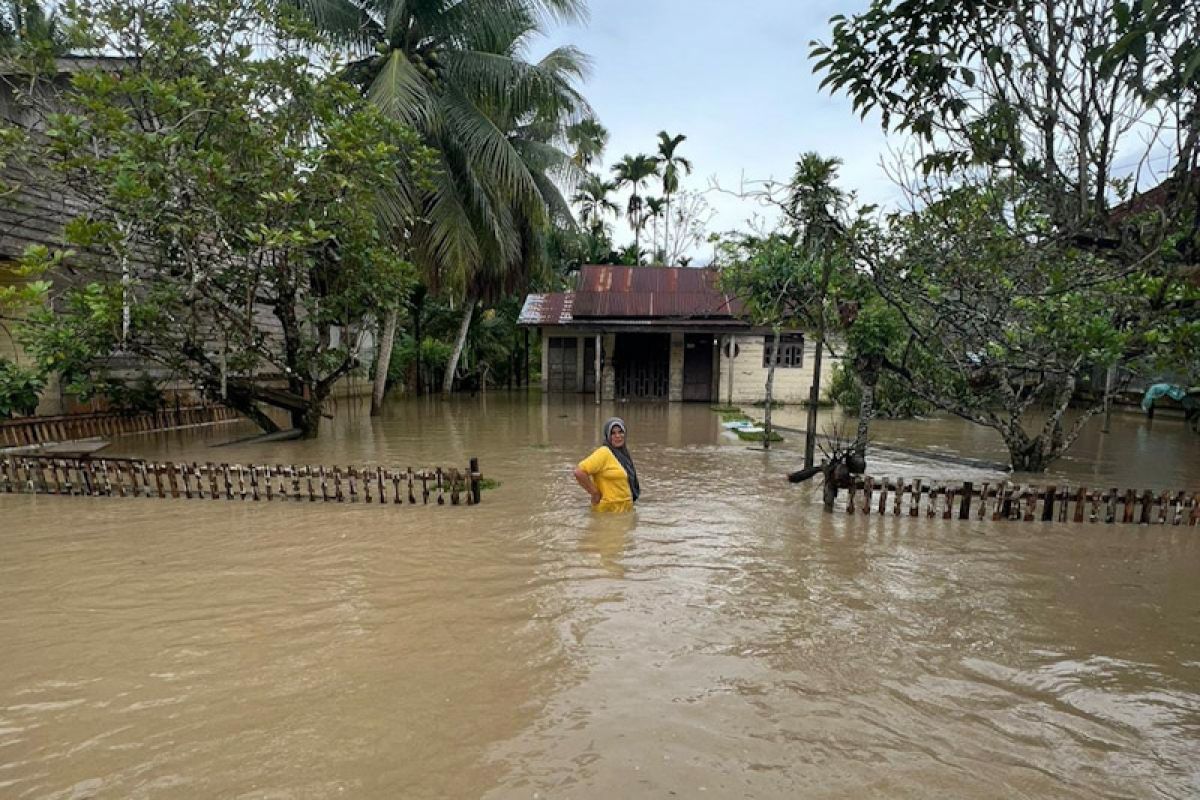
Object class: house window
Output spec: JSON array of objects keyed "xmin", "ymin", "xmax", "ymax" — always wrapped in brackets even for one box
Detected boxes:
[{"xmin": 762, "ymin": 334, "xmax": 805, "ymax": 368}]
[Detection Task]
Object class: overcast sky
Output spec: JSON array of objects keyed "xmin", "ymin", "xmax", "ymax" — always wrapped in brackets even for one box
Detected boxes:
[{"xmin": 535, "ymin": 0, "xmax": 897, "ymax": 262}]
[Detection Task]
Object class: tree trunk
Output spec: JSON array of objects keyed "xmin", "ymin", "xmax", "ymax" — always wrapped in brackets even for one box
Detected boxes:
[
  {"xmin": 370, "ymin": 308, "xmax": 399, "ymax": 416},
  {"xmin": 804, "ymin": 335, "xmax": 825, "ymax": 469},
  {"xmin": 442, "ymin": 295, "xmax": 476, "ymax": 396},
  {"xmin": 225, "ymin": 395, "xmax": 280, "ymax": 435},
  {"xmin": 854, "ymin": 379, "xmax": 875, "ymax": 458},
  {"xmin": 291, "ymin": 398, "xmax": 323, "ymax": 440},
  {"xmin": 804, "ymin": 259, "xmax": 833, "ymax": 469},
  {"xmin": 763, "ymin": 328, "xmax": 781, "ymax": 450},
  {"xmin": 1002, "ymin": 425, "xmax": 1053, "ymax": 473},
  {"xmin": 632, "ymin": 190, "xmax": 640, "ymax": 264},
  {"xmin": 664, "ymin": 192, "xmax": 671, "ymax": 263}
]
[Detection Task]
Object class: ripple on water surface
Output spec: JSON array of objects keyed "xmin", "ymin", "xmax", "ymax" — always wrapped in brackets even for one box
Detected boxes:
[{"xmin": 1, "ymin": 395, "xmax": 1198, "ymax": 799}]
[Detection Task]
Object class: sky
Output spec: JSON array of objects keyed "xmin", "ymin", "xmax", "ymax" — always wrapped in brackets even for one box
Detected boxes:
[{"xmin": 533, "ymin": 0, "xmax": 898, "ymax": 262}]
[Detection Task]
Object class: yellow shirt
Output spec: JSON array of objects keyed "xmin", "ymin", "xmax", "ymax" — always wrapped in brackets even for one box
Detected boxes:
[{"xmin": 578, "ymin": 446, "xmax": 634, "ymax": 513}]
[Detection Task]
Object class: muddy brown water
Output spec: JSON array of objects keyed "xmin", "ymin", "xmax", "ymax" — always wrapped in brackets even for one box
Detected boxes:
[{"xmin": 1, "ymin": 395, "xmax": 1198, "ymax": 798}]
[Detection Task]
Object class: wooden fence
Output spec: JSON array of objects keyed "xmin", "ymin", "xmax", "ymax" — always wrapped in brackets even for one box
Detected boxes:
[
  {"xmin": 0, "ymin": 406, "xmax": 241, "ymax": 447},
  {"xmin": 837, "ymin": 476, "xmax": 1200, "ymax": 526},
  {"xmin": 0, "ymin": 455, "xmax": 482, "ymax": 506}
]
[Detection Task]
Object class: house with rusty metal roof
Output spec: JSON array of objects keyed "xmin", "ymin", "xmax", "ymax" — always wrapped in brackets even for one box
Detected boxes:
[{"xmin": 518, "ymin": 265, "xmax": 840, "ymax": 403}]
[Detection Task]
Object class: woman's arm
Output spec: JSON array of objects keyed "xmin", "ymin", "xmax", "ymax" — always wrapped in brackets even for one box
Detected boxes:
[{"xmin": 573, "ymin": 466, "xmax": 602, "ymax": 505}]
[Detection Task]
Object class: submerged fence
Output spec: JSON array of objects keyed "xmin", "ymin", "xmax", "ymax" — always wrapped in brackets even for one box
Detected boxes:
[
  {"xmin": 0, "ymin": 405, "xmax": 241, "ymax": 447},
  {"xmin": 0, "ymin": 455, "xmax": 482, "ymax": 506},
  {"xmin": 837, "ymin": 476, "xmax": 1200, "ymax": 526}
]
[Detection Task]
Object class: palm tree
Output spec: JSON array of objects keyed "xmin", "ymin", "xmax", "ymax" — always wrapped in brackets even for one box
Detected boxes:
[
  {"xmin": 655, "ymin": 131, "xmax": 692, "ymax": 262},
  {"xmin": 787, "ymin": 153, "xmax": 850, "ymax": 468},
  {"xmin": 611, "ymin": 153, "xmax": 658, "ymax": 265},
  {"xmin": 566, "ymin": 118, "xmax": 609, "ymax": 169},
  {"xmin": 644, "ymin": 196, "xmax": 665, "ymax": 262},
  {"xmin": 296, "ymin": 0, "xmax": 590, "ymax": 396},
  {"xmin": 572, "ymin": 173, "xmax": 618, "ymax": 232},
  {"xmin": 788, "ymin": 153, "xmax": 848, "ymax": 251}
]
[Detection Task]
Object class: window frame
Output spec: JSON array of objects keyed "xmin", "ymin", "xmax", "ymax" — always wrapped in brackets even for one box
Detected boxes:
[{"xmin": 762, "ymin": 334, "xmax": 805, "ymax": 369}]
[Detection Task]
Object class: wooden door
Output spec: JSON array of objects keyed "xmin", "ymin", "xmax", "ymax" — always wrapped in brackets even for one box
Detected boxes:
[{"xmin": 682, "ymin": 334, "xmax": 714, "ymax": 402}]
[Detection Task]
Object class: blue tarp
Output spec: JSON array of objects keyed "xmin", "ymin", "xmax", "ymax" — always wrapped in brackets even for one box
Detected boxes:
[{"xmin": 1141, "ymin": 383, "xmax": 1189, "ymax": 412}]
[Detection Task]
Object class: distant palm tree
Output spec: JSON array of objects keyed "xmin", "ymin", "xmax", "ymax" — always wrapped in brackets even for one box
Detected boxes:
[
  {"xmin": 572, "ymin": 173, "xmax": 618, "ymax": 232},
  {"xmin": 655, "ymin": 131, "xmax": 692, "ymax": 261},
  {"xmin": 644, "ymin": 196, "xmax": 665, "ymax": 262},
  {"xmin": 566, "ymin": 118, "xmax": 609, "ymax": 169},
  {"xmin": 611, "ymin": 153, "xmax": 658, "ymax": 264},
  {"xmin": 296, "ymin": 0, "xmax": 591, "ymax": 395}
]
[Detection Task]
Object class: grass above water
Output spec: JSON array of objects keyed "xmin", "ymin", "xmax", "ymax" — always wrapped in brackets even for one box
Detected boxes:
[{"xmin": 735, "ymin": 429, "xmax": 784, "ymax": 442}]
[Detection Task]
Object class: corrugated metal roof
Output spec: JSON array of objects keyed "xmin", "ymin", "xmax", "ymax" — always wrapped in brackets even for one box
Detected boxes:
[
  {"xmin": 572, "ymin": 265, "xmax": 742, "ymax": 318},
  {"xmin": 518, "ymin": 292, "xmax": 574, "ymax": 326}
]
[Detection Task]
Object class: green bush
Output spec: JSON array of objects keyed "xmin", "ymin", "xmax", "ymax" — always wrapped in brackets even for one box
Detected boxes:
[
  {"xmin": 0, "ymin": 358, "xmax": 44, "ymax": 417},
  {"xmin": 388, "ymin": 335, "xmax": 454, "ymax": 386}
]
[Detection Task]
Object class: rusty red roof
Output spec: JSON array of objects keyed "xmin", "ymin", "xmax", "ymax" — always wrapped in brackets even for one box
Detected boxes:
[
  {"xmin": 572, "ymin": 265, "xmax": 742, "ymax": 318},
  {"xmin": 518, "ymin": 292, "xmax": 574, "ymax": 326}
]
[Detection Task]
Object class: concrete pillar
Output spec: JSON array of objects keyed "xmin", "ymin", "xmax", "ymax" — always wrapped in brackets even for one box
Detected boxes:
[
  {"xmin": 601, "ymin": 333, "xmax": 616, "ymax": 401},
  {"xmin": 594, "ymin": 333, "xmax": 601, "ymax": 405},
  {"xmin": 722, "ymin": 334, "xmax": 738, "ymax": 406},
  {"xmin": 668, "ymin": 332, "xmax": 684, "ymax": 402},
  {"xmin": 539, "ymin": 329, "xmax": 549, "ymax": 392}
]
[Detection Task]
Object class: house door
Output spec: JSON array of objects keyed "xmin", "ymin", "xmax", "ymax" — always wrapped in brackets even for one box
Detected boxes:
[
  {"xmin": 682, "ymin": 334, "xmax": 714, "ymax": 402},
  {"xmin": 614, "ymin": 333, "xmax": 670, "ymax": 399},
  {"xmin": 546, "ymin": 336, "xmax": 577, "ymax": 393}
]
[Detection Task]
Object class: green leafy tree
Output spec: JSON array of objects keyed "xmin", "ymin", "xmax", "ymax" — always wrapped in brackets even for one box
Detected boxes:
[
  {"xmin": 12, "ymin": 0, "xmax": 430, "ymax": 438},
  {"xmin": 813, "ymin": 0, "xmax": 1200, "ymax": 470},
  {"xmin": 0, "ymin": 0, "xmax": 69, "ymax": 53},
  {"xmin": 717, "ymin": 234, "xmax": 828, "ymax": 449},
  {"xmin": 0, "ymin": 356, "xmax": 41, "ymax": 417},
  {"xmin": 861, "ymin": 181, "xmax": 1199, "ymax": 471}
]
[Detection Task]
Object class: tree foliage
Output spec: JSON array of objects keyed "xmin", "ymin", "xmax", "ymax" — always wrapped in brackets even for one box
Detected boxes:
[
  {"xmin": 813, "ymin": 0, "xmax": 1200, "ymax": 471},
  {"xmin": 6, "ymin": 0, "xmax": 432, "ymax": 436}
]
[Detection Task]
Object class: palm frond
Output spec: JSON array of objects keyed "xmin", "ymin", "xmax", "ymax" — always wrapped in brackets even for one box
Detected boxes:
[
  {"xmin": 437, "ymin": 83, "xmax": 543, "ymax": 211},
  {"xmin": 284, "ymin": 0, "xmax": 381, "ymax": 48},
  {"xmin": 366, "ymin": 48, "xmax": 433, "ymax": 127}
]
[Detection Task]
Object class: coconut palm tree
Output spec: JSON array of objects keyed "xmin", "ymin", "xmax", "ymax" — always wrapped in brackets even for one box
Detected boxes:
[
  {"xmin": 566, "ymin": 117, "xmax": 609, "ymax": 169},
  {"xmin": 611, "ymin": 153, "xmax": 658, "ymax": 265},
  {"xmin": 295, "ymin": 0, "xmax": 591, "ymax": 395},
  {"xmin": 655, "ymin": 131, "xmax": 692, "ymax": 262},
  {"xmin": 572, "ymin": 172, "xmax": 618, "ymax": 231}
]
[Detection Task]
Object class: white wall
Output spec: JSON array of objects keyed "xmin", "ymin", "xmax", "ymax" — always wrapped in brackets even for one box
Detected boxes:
[{"xmin": 718, "ymin": 334, "xmax": 841, "ymax": 405}]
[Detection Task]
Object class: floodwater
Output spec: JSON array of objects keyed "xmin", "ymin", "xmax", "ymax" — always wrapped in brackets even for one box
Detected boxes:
[{"xmin": 1, "ymin": 395, "xmax": 1198, "ymax": 798}]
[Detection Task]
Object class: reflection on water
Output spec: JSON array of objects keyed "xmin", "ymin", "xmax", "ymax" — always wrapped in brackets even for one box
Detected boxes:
[
  {"xmin": 1, "ymin": 393, "xmax": 1198, "ymax": 798},
  {"xmin": 578, "ymin": 513, "xmax": 635, "ymax": 579}
]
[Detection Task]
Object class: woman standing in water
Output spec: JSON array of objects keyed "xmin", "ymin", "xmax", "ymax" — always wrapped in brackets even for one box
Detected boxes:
[{"xmin": 573, "ymin": 417, "xmax": 640, "ymax": 513}]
